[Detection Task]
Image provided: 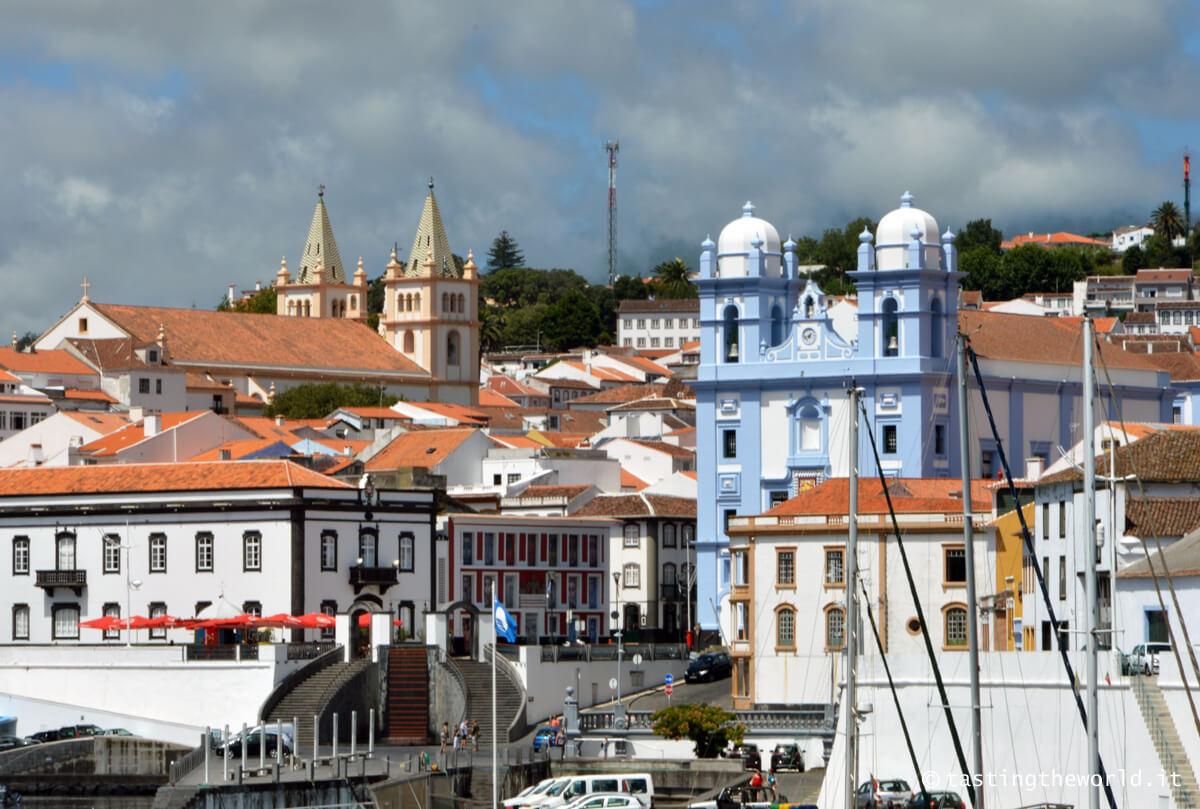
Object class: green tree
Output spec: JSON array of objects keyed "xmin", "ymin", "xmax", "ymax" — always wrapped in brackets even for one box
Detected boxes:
[
  {"xmin": 1143, "ymin": 234, "xmax": 1191, "ymax": 269},
  {"xmin": 585, "ymin": 284, "xmax": 618, "ymax": 344},
  {"xmin": 810, "ymin": 217, "xmax": 874, "ymax": 295},
  {"xmin": 650, "ymin": 704, "xmax": 745, "ymax": 759},
  {"xmin": 540, "ymin": 289, "xmax": 601, "ymax": 351},
  {"xmin": 959, "ymin": 246, "xmax": 1005, "ymax": 299},
  {"xmin": 218, "ymin": 287, "xmax": 277, "ymax": 314},
  {"xmin": 651, "ymin": 257, "xmax": 697, "ymax": 299},
  {"xmin": 612, "ymin": 274, "xmax": 649, "ymax": 301},
  {"xmin": 263, "ymin": 382, "xmax": 398, "ymax": 419},
  {"xmin": 1151, "ymin": 201, "xmax": 1186, "ymax": 242},
  {"xmin": 499, "ymin": 303, "xmax": 550, "ymax": 349},
  {"xmin": 367, "ymin": 274, "xmax": 387, "ymax": 331},
  {"xmin": 481, "ymin": 267, "xmax": 589, "ymax": 309},
  {"xmin": 1121, "ymin": 245, "xmax": 1147, "ymax": 275},
  {"xmin": 956, "ymin": 219, "xmax": 1003, "ymax": 254},
  {"xmin": 13, "ymin": 331, "xmax": 38, "ymax": 351},
  {"xmin": 479, "ymin": 305, "xmax": 505, "ymax": 353},
  {"xmin": 487, "ymin": 230, "xmax": 525, "ymax": 272}
]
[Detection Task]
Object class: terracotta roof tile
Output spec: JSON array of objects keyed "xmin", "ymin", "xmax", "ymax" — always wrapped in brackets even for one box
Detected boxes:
[
  {"xmin": 1125, "ymin": 497, "xmax": 1200, "ymax": 539},
  {"xmin": 571, "ymin": 383, "xmax": 669, "ymax": 406},
  {"xmin": 0, "ymin": 459, "xmax": 348, "ymax": 497},
  {"xmin": 616, "ymin": 299, "xmax": 700, "ymax": 314},
  {"xmin": 607, "ymin": 397, "xmax": 695, "ymax": 413},
  {"xmin": 611, "ymin": 355, "xmax": 673, "ymax": 378},
  {"xmin": 489, "ymin": 434, "xmax": 544, "ymax": 449},
  {"xmin": 0, "ymin": 347, "xmax": 95, "ymax": 376},
  {"xmin": 364, "ymin": 427, "xmax": 479, "ymax": 471},
  {"xmin": 479, "ymin": 388, "xmax": 519, "ymax": 408},
  {"xmin": 62, "ymin": 412, "xmax": 130, "ymax": 433},
  {"xmin": 184, "ymin": 372, "xmax": 231, "ymax": 391},
  {"xmin": 626, "ymin": 439, "xmax": 695, "ymax": 459},
  {"xmin": 0, "ymin": 369, "xmax": 19, "ymax": 383},
  {"xmin": 573, "ymin": 493, "xmax": 695, "ymax": 518},
  {"xmin": 65, "ymin": 337, "xmax": 170, "ymax": 372},
  {"xmin": 621, "ymin": 469, "xmax": 649, "ymax": 491},
  {"xmin": 62, "ymin": 388, "xmax": 118, "ymax": 403},
  {"xmin": 403, "ymin": 402, "xmax": 489, "ymax": 425},
  {"xmin": 1001, "ymin": 232, "xmax": 1109, "ymax": 249},
  {"xmin": 1139, "ymin": 351, "xmax": 1200, "ymax": 382},
  {"xmin": 90, "ymin": 303, "xmax": 426, "ymax": 377},
  {"xmin": 190, "ymin": 438, "xmax": 290, "ymax": 461},
  {"xmin": 960, "ymin": 310, "xmax": 1165, "ymax": 372},
  {"xmin": 764, "ymin": 477, "xmax": 991, "ymax": 517},
  {"xmin": 1041, "ymin": 429, "xmax": 1200, "ymax": 485},
  {"xmin": 531, "ymin": 431, "xmax": 592, "ymax": 449},
  {"xmin": 0, "ymin": 393, "xmax": 51, "ymax": 405},
  {"xmin": 487, "ymin": 375, "xmax": 545, "ymax": 398},
  {"xmin": 78, "ymin": 412, "xmax": 207, "ymax": 457},
  {"xmin": 1136, "ymin": 269, "xmax": 1193, "ymax": 282}
]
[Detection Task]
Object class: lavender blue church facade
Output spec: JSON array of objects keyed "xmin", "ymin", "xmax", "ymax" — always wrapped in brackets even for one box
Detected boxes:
[{"xmin": 693, "ymin": 193, "xmax": 1173, "ymax": 631}]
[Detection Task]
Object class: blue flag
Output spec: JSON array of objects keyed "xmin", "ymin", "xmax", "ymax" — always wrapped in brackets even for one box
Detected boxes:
[{"xmin": 493, "ymin": 598, "xmax": 517, "ymax": 643}]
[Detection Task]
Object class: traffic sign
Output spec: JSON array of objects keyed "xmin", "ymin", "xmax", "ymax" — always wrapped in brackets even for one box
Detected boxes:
[
  {"xmin": 665, "ymin": 683, "xmax": 674, "ymax": 697},
  {"xmin": 609, "ymin": 677, "xmax": 618, "ymax": 690},
  {"xmin": 664, "ymin": 673, "xmax": 673, "ymax": 685},
  {"xmin": 632, "ymin": 653, "xmax": 643, "ymax": 666}
]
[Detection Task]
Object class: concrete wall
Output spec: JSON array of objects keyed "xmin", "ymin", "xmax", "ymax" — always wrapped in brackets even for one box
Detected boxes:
[
  {"xmin": 818, "ymin": 651, "xmax": 1191, "ymax": 809},
  {"xmin": 510, "ymin": 647, "xmax": 688, "ymax": 724},
  {"xmin": 0, "ymin": 645, "xmax": 295, "ymax": 745}
]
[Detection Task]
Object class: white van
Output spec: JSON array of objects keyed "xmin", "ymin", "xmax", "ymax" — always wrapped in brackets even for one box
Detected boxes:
[{"xmin": 534, "ymin": 774, "xmax": 655, "ymax": 809}]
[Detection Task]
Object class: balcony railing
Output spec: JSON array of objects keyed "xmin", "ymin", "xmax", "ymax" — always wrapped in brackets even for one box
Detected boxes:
[
  {"xmin": 35, "ymin": 569, "xmax": 87, "ymax": 594},
  {"xmin": 349, "ymin": 565, "xmax": 398, "ymax": 594}
]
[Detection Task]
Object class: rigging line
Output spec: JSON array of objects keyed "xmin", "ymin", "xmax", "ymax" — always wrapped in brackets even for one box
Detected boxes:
[
  {"xmin": 858, "ymin": 578, "xmax": 930, "ymax": 800},
  {"xmin": 964, "ymin": 341, "xmax": 1119, "ymax": 809},
  {"xmin": 1091, "ymin": 334, "xmax": 1200, "ymax": 735},
  {"xmin": 856, "ymin": 397, "xmax": 977, "ymax": 809}
]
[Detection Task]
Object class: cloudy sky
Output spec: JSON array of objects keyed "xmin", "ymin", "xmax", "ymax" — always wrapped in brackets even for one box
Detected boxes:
[{"xmin": 3, "ymin": 0, "xmax": 1199, "ymax": 335}]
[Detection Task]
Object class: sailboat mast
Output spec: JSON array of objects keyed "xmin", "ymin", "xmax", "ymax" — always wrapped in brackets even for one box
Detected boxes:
[
  {"xmin": 956, "ymin": 334, "xmax": 984, "ymax": 807},
  {"xmin": 1083, "ymin": 317, "xmax": 1100, "ymax": 809},
  {"xmin": 844, "ymin": 384, "xmax": 860, "ymax": 809}
]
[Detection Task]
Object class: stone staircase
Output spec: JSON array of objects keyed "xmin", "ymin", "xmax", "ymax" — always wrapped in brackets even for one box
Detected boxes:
[
  {"xmin": 386, "ymin": 645, "xmax": 430, "ymax": 744},
  {"xmin": 1132, "ymin": 675, "xmax": 1200, "ymax": 808},
  {"xmin": 448, "ymin": 648, "xmax": 525, "ymax": 747},
  {"xmin": 266, "ymin": 659, "xmax": 371, "ymax": 749}
]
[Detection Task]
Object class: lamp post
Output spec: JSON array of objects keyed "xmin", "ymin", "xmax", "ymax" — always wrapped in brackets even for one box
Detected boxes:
[{"xmin": 612, "ymin": 572, "xmax": 623, "ymax": 709}]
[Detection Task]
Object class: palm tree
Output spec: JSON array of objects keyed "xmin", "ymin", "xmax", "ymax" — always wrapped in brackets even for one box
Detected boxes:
[
  {"xmin": 651, "ymin": 257, "xmax": 696, "ymax": 299},
  {"xmin": 1151, "ymin": 201, "xmax": 1186, "ymax": 242}
]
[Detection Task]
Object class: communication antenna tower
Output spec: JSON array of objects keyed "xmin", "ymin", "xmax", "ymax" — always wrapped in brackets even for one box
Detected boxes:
[{"xmin": 605, "ymin": 140, "xmax": 619, "ymax": 286}]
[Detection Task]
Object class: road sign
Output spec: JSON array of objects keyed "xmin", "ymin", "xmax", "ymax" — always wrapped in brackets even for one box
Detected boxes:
[
  {"xmin": 664, "ymin": 673, "xmax": 674, "ymax": 685},
  {"xmin": 609, "ymin": 677, "xmax": 618, "ymax": 690},
  {"xmin": 665, "ymin": 683, "xmax": 674, "ymax": 697},
  {"xmin": 632, "ymin": 653, "xmax": 643, "ymax": 666}
]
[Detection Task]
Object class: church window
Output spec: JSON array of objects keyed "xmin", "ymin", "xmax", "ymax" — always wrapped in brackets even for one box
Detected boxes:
[
  {"xmin": 403, "ymin": 331, "xmax": 415, "ymax": 353},
  {"xmin": 442, "ymin": 293, "xmax": 449, "ymax": 313},
  {"xmin": 883, "ymin": 424, "xmax": 898, "ymax": 454},
  {"xmin": 447, "ymin": 331, "xmax": 460, "ymax": 366},
  {"xmin": 78, "ymin": 317, "xmax": 89, "ymax": 334},
  {"xmin": 458, "ymin": 294, "xmax": 465, "ymax": 314},
  {"xmin": 930, "ymin": 297, "xmax": 944, "ymax": 358},
  {"xmin": 934, "ymin": 424, "xmax": 946, "ymax": 455},
  {"xmin": 723, "ymin": 305, "xmax": 740, "ymax": 363},
  {"xmin": 798, "ymin": 404, "xmax": 821, "ymax": 451},
  {"xmin": 722, "ymin": 429, "xmax": 737, "ymax": 458},
  {"xmin": 770, "ymin": 303, "xmax": 785, "ymax": 346},
  {"xmin": 881, "ymin": 296, "xmax": 899, "ymax": 357},
  {"xmin": 350, "ymin": 296, "xmax": 357, "ymax": 311}
]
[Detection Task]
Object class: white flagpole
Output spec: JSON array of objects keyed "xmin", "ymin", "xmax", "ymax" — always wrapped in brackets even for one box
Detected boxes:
[{"xmin": 492, "ymin": 598, "xmax": 498, "ymax": 809}]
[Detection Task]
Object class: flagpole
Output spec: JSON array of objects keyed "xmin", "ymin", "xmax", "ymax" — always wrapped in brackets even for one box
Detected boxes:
[{"xmin": 492, "ymin": 597, "xmax": 498, "ymax": 809}]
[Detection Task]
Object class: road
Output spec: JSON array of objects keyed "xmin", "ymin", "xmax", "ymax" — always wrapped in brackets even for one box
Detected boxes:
[{"xmin": 627, "ymin": 675, "xmax": 732, "ymax": 712}]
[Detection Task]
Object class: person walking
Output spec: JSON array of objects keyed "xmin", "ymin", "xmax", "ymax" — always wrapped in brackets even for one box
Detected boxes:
[
  {"xmin": 470, "ymin": 719, "xmax": 480, "ymax": 752},
  {"xmin": 749, "ymin": 769, "xmax": 763, "ymax": 789},
  {"xmin": 439, "ymin": 722, "xmax": 449, "ymax": 755}
]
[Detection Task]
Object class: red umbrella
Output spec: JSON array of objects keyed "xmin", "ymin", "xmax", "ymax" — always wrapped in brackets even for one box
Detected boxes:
[
  {"xmin": 254, "ymin": 613, "xmax": 302, "ymax": 629},
  {"xmin": 295, "ymin": 612, "xmax": 336, "ymax": 629},
  {"xmin": 197, "ymin": 614, "xmax": 256, "ymax": 629},
  {"xmin": 126, "ymin": 615, "xmax": 154, "ymax": 629},
  {"xmin": 80, "ymin": 616, "xmax": 122, "ymax": 631},
  {"xmin": 144, "ymin": 614, "xmax": 183, "ymax": 629},
  {"xmin": 356, "ymin": 613, "xmax": 403, "ymax": 628}
]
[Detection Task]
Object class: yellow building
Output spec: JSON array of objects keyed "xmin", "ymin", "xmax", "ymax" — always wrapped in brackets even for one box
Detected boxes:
[{"xmin": 984, "ymin": 501, "xmax": 1034, "ymax": 651}]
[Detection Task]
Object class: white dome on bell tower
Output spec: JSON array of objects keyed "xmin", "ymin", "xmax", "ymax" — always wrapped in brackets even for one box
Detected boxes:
[
  {"xmin": 874, "ymin": 191, "xmax": 942, "ymax": 271},
  {"xmin": 716, "ymin": 201, "xmax": 783, "ymax": 278}
]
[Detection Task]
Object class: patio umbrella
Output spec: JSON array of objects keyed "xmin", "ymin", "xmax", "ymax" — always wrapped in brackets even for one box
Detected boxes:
[
  {"xmin": 356, "ymin": 613, "xmax": 403, "ymax": 628},
  {"xmin": 80, "ymin": 616, "xmax": 122, "ymax": 631},
  {"xmin": 254, "ymin": 613, "xmax": 302, "ymax": 629},
  {"xmin": 295, "ymin": 612, "xmax": 336, "ymax": 629},
  {"xmin": 197, "ymin": 613, "xmax": 256, "ymax": 629},
  {"xmin": 194, "ymin": 596, "xmax": 244, "ymax": 621},
  {"xmin": 144, "ymin": 614, "xmax": 183, "ymax": 629},
  {"xmin": 126, "ymin": 616, "xmax": 154, "ymax": 629}
]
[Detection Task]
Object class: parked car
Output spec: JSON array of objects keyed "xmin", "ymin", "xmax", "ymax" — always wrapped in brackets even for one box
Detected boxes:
[
  {"xmin": 504, "ymin": 777, "xmax": 571, "ymax": 808},
  {"xmin": 25, "ymin": 730, "xmax": 60, "ymax": 744},
  {"xmin": 905, "ymin": 791, "xmax": 965, "ymax": 809},
  {"xmin": 684, "ymin": 652, "xmax": 732, "ymax": 683},
  {"xmin": 1123, "ymin": 642, "xmax": 1171, "ymax": 675},
  {"xmin": 855, "ymin": 779, "xmax": 913, "ymax": 808},
  {"xmin": 223, "ymin": 726, "xmax": 293, "ymax": 758},
  {"xmin": 728, "ymin": 743, "xmax": 760, "ymax": 770},
  {"xmin": 769, "ymin": 742, "xmax": 804, "ymax": 772},
  {"xmin": 540, "ymin": 774, "xmax": 655, "ymax": 809},
  {"xmin": 0, "ymin": 737, "xmax": 33, "ymax": 753},
  {"xmin": 57, "ymin": 724, "xmax": 102, "ymax": 739},
  {"xmin": 690, "ymin": 786, "xmax": 786, "ymax": 809},
  {"xmin": 562, "ymin": 793, "xmax": 645, "ymax": 809},
  {"xmin": 532, "ymin": 726, "xmax": 558, "ymax": 752},
  {"xmin": 102, "ymin": 728, "xmax": 134, "ymax": 737}
]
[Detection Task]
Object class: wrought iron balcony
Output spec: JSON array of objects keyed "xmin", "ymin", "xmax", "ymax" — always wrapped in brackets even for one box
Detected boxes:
[
  {"xmin": 349, "ymin": 565, "xmax": 398, "ymax": 594},
  {"xmin": 36, "ymin": 569, "xmax": 87, "ymax": 595}
]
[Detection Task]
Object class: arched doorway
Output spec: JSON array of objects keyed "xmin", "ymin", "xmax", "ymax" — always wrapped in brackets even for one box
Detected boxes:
[
  {"xmin": 623, "ymin": 604, "xmax": 641, "ymax": 641},
  {"xmin": 442, "ymin": 600, "xmax": 481, "ymax": 659},
  {"xmin": 348, "ymin": 595, "xmax": 383, "ymax": 661}
]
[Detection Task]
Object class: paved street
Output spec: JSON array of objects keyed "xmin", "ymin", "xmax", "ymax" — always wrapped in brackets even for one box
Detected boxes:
[{"xmin": 627, "ymin": 675, "xmax": 732, "ymax": 712}]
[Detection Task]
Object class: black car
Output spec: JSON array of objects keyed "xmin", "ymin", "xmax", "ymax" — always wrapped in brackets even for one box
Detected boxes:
[
  {"xmin": 769, "ymin": 743, "xmax": 804, "ymax": 772},
  {"xmin": 57, "ymin": 724, "xmax": 102, "ymax": 739},
  {"xmin": 685, "ymin": 652, "xmax": 732, "ymax": 683},
  {"xmin": 730, "ymin": 743, "xmax": 760, "ymax": 770},
  {"xmin": 223, "ymin": 727, "xmax": 294, "ymax": 758},
  {"xmin": 25, "ymin": 730, "xmax": 60, "ymax": 744},
  {"xmin": 905, "ymin": 791, "xmax": 965, "ymax": 809}
]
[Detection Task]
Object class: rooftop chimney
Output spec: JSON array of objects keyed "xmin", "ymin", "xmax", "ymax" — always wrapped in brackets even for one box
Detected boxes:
[
  {"xmin": 219, "ymin": 448, "xmax": 232, "ymax": 461},
  {"xmin": 275, "ymin": 415, "xmax": 284, "ymax": 426},
  {"xmin": 129, "ymin": 406, "xmax": 145, "ymax": 423},
  {"xmin": 1024, "ymin": 456, "xmax": 1044, "ymax": 481},
  {"xmin": 227, "ymin": 284, "xmax": 236, "ymax": 304},
  {"xmin": 143, "ymin": 413, "xmax": 161, "ymax": 437},
  {"xmin": 27, "ymin": 444, "xmax": 44, "ymax": 466}
]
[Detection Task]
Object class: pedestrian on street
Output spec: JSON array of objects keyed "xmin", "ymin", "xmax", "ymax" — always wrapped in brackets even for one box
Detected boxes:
[
  {"xmin": 439, "ymin": 722, "xmax": 449, "ymax": 755},
  {"xmin": 470, "ymin": 719, "xmax": 480, "ymax": 752},
  {"xmin": 750, "ymin": 769, "xmax": 763, "ymax": 789}
]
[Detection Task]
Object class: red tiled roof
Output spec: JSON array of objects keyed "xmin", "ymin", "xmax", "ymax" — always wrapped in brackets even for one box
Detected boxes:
[
  {"xmin": 573, "ymin": 493, "xmax": 695, "ymax": 518},
  {"xmin": 78, "ymin": 412, "xmax": 207, "ymax": 457},
  {"xmin": 233, "ymin": 416, "xmax": 325, "ymax": 442},
  {"xmin": 636, "ymin": 349, "xmax": 676, "ymax": 360},
  {"xmin": 1041, "ymin": 429, "xmax": 1200, "ymax": 485},
  {"xmin": 626, "ymin": 439, "xmax": 695, "ymax": 459},
  {"xmin": 1136, "ymin": 269, "xmax": 1194, "ymax": 282},
  {"xmin": 0, "ymin": 368, "xmax": 19, "ymax": 383},
  {"xmin": 489, "ymin": 434, "xmax": 544, "ymax": 449},
  {"xmin": 0, "ymin": 347, "xmax": 95, "ymax": 376},
  {"xmin": 608, "ymin": 397, "xmax": 694, "ymax": 413},
  {"xmin": 0, "ymin": 460, "xmax": 348, "ymax": 496},
  {"xmin": 621, "ymin": 469, "xmax": 649, "ymax": 491},
  {"xmin": 681, "ymin": 340, "xmax": 700, "ymax": 352},
  {"xmin": 191, "ymin": 438, "xmax": 287, "ymax": 461},
  {"xmin": 611, "ymin": 355, "xmax": 673, "ymax": 378},
  {"xmin": 1139, "ymin": 351, "xmax": 1200, "ymax": 382},
  {"xmin": 1092, "ymin": 317, "xmax": 1120, "ymax": 334},
  {"xmin": 1001, "ymin": 232, "xmax": 1109, "ymax": 249},
  {"xmin": 62, "ymin": 412, "xmax": 130, "ymax": 433},
  {"xmin": 764, "ymin": 477, "xmax": 991, "ymax": 517},
  {"xmin": 1125, "ymin": 497, "xmax": 1200, "ymax": 539},
  {"xmin": 0, "ymin": 393, "xmax": 51, "ymax": 405},
  {"xmin": 487, "ymin": 375, "xmax": 545, "ymax": 398},
  {"xmin": 90, "ymin": 303, "xmax": 427, "ymax": 376},
  {"xmin": 960, "ymin": 310, "xmax": 1165, "ymax": 372},
  {"xmin": 532, "ymin": 431, "xmax": 592, "ymax": 448},
  {"xmin": 62, "ymin": 388, "xmax": 117, "ymax": 403},
  {"xmin": 571, "ymin": 383, "xmax": 669, "ymax": 406},
  {"xmin": 65, "ymin": 337, "xmax": 169, "ymax": 372},
  {"xmin": 184, "ymin": 372, "xmax": 231, "ymax": 391},
  {"xmin": 364, "ymin": 428, "xmax": 479, "ymax": 471},
  {"xmin": 478, "ymin": 389, "xmax": 519, "ymax": 408},
  {"xmin": 404, "ymin": 402, "xmax": 489, "ymax": 425}
]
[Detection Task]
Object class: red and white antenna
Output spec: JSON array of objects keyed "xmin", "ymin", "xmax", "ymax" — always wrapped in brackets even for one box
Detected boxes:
[{"xmin": 605, "ymin": 140, "xmax": 619, "ymax": 286}]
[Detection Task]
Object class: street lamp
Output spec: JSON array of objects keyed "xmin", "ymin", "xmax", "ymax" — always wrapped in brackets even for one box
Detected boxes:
[{"xmin": 612, "ymin": 571, "xmax": 623, "ymax": 710}]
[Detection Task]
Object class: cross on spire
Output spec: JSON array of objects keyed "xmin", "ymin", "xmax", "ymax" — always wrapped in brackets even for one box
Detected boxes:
[
  {"xmin": 80, "ymin": 275, "xmax": 91, "ymax": 303},
  {"xmin": 428, "ymin": 176, "xmax": 435, "ymax": 191},
  {"xmin": 318, "ymin": 184, "xmax": 325, "ymax": 199}
]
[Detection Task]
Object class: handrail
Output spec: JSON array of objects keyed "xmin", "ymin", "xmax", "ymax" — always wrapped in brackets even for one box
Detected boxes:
[
  {"xmin": 442, "ymin": 656, "xmax": 471, "ymax": 731},
  {"xmin": 489, "ymin": 643, "xmax": 529, "ymax": 742},
  {"xmin": 258, "ymin": 643, "xmax": 344, "ymax": 721}
]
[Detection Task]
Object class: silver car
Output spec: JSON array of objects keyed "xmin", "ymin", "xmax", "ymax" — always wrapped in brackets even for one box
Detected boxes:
[{"xmin": 855, "ymin": 779, "xmax": 913, "ymax": 809}]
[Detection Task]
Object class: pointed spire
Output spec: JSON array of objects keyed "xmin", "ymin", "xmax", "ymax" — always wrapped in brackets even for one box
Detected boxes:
[
  {"xmin": 297, "ymin": 186, "xmax": 346, "ymax": 284},
  {"xmin": 405, "ymin": 181, "xmax": 457, "ymax": 279},
  {"xmin": 276, "ymin": 256, "xmax": 290, "ymax": 285}
]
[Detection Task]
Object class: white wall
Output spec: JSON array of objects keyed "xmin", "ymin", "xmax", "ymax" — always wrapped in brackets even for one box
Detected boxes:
[{"xmin": 0, "ymin": 412, "xmax": 115, "ymax": 467}]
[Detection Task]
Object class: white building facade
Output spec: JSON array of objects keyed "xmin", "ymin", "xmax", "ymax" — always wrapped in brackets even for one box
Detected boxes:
[{"xmin": 617, "ymin": 299, "xmax": 701, "ymax": 350}]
